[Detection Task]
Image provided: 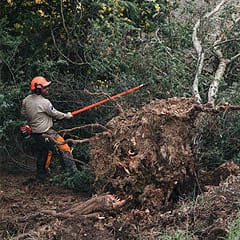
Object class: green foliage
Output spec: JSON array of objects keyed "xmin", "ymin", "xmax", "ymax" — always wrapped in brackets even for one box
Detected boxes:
[
  {"xmin": 195, "ymin": 84, "xmax": 240, "ymax": 171},
  {"xmin": 0, "ymin": 84, "xmax": 25, "ymax": 143},
  {"xmin": 86, "ymin": 0, "xmax": 193, "ymax": 108},
  {"xmin": 53, "ymin": 168, "xmax": 95, "ymax": 193},
  {"xmin": 0, "ymin": 0, "xmax": 193, "ymax": 135},
  {"xmin": 196, "ymin": 111, "xmax": 240, "ymax": 170},
  {"xmin": 225, "ymin": 215, "xmax": 240, "ymax": 240},
  {"xmin": 0, "ymin": 18, "xmax": 22, "ymax": 71}
]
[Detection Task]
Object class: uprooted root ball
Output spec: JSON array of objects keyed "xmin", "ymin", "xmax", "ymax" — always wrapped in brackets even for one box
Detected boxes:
[{"xmin": 89, "ymin": 97, "xmax": 200, "ymax": 212}]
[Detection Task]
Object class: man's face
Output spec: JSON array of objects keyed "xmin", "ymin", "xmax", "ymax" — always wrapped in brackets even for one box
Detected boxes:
[{"xmin": 41, "ymin": 86, "xmax": 50, "ymax": 96}]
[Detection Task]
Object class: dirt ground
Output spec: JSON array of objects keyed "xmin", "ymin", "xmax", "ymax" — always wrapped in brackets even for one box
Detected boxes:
[
  {"xmin": 0, "ymin": 171, "xmax": 116, "ymax": 240},
  {"xmin": 1, "ymin": 163, "xmax": 240, "ymax": 240},
  {"xmin": 2, "ymin": 97, "xmax": 240, "ymax": 240}
]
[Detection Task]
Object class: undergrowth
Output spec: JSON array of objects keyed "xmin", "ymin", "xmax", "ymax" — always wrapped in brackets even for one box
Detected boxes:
[
  {"xmin": 225, "ymin": 215, "xmax": 240, "ymax": 240},
  {"xmin": 195, "ymin": 111, "xmax": 240, "ymax": 171},
  {"xmin": 158, "ymin": 230, "xmax": 193, "ymax": 240},
  {"xmin": 53, "ymin": 167, "xmax": 95, "ymax": 194},
  {"xmin": 157, "ymin": 214, "xmax": 240, "ymax": 240}
]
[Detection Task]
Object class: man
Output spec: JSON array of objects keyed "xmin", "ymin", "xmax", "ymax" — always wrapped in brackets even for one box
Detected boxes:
[{"xmin": 21, "ymin": 76, "xmax": 77, "ymax": 181}]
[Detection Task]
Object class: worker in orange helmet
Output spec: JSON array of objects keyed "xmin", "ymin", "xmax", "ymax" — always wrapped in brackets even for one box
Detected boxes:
[{"xmin": 21, "ymin": 76, "xmax": 77, "ymax": 182}]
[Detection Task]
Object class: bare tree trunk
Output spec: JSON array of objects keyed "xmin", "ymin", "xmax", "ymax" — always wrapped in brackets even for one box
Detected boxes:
[
  {"xmin": 192, "ymin": 0, "xmax": 226, "ymax": 103},
  {"xmin": 207, "ymin": 14, "xmax": 240, "ymax": 106},
  {"xmin": 207, "ymin": 51, "xmax": 228, "ymax": 106},
  {"xmin": 192, "ymin": 19, "xmax": 204, "ymax": 103}
]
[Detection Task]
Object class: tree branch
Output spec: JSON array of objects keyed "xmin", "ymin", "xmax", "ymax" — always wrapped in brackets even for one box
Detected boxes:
[
  {"xmin": 51, "ymin": 29, "xmax": 87, "ymax": 66},
  {"xmin": 58, "ymin": 123, "xmax": 112, "ymax": 135},
  {"xmin": 192, "ymin": 19, "xmax": 204, "ymax": 103}
]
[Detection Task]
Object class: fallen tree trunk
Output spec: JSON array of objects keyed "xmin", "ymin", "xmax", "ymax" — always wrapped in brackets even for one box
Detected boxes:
[{"xmin": 42, "ymin": 193, "xmax": 126, "ymax": 219}]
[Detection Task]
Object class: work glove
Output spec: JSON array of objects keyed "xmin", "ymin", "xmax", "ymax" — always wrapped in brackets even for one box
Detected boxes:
[{"xmin": 64, "ymin": 112, "xmax": 73, "ymax": 119}]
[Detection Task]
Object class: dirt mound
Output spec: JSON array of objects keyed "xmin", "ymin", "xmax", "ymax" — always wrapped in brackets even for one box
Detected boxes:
[
  {"xmin": 88, "ymin": 97, "xmax": 240, "ymax": 239},
  {"xmin": 141, "ymin": 173, "xmax": 240, "ymax": 240},
  {"xmin": 90, "ymin": 97, "xmax": 199, "ymax": 211}
]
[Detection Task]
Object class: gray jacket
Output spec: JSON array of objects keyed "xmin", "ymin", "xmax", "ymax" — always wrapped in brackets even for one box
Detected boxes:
[{"xmin": 21, "ymin": 94, "xmax": 67, "ymax": 133}]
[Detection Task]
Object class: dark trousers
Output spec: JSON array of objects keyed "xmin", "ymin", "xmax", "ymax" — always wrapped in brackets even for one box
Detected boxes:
[{"xmin": 32, "ymin": 129, "xmax": 76, "ymax": 180}]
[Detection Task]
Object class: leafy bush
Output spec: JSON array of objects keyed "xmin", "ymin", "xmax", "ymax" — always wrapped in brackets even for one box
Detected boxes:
[
  {"xmin": 53, "ymin": 167, "xmax": 95, "ymax": 193},
  {"xmin": 196, "ymin": 110, "xmax": 240, "ymax": 170}
]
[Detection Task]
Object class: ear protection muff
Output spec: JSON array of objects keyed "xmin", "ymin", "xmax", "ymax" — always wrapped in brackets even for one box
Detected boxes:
[{"xmin": 34, "ymin": 82, "xmax": 42, "ymax": 95}]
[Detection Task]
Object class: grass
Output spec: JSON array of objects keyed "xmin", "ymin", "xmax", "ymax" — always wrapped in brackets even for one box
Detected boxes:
[
  {"xmin": 157, "ymin": 214, "xmax": 240, "ymax": 240},
  {"xmin": 158, "ymin": 230, "xmax": 194, "ymax": 240},
  {"xmin": 225, "ymin": 215, "xmax": 240, "ymax": 240}
]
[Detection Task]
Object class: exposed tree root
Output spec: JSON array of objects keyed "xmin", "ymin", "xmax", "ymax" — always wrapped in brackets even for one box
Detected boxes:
[{"xmin": 42, "ymin": 194, "xmax": 126, "ymax": 219}]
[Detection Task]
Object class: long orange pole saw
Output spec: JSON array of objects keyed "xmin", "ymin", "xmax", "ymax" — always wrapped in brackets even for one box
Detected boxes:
[{"xmin": 71, "ymin": 83, "xmax": 147, "ymax": 116}]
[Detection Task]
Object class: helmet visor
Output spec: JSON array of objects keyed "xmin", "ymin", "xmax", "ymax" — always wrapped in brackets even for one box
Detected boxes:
[{"xmin": 42, "ymin": 81, "xmax": 51, "ymax": 88}]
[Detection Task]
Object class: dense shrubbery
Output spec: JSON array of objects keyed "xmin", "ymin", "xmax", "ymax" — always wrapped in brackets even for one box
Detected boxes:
[
  {"xmin": 0, "ymin": 0, "xmax": 192, "ymax": 152},
  {"xmin": 197, "ymin": 110, "xmax": 240, "ymax": 170}
]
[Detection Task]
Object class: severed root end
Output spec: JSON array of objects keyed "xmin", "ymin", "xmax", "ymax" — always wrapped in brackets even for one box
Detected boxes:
[{"xmin": 105, "ymin": 194, "xmax": 126, "ymax": 209}]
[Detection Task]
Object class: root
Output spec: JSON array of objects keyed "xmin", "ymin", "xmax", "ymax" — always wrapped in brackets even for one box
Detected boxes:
[{"xmin": 42, "ymin": 194, "xmax": 126, "ymax": 219}]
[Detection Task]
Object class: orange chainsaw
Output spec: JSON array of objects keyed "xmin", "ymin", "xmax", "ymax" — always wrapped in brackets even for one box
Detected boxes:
[{"xmin": 19, "ymin": 124, "xmax": 32, "ymax": 139}]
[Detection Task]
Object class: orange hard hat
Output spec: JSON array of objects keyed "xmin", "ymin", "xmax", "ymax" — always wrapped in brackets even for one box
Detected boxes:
[{"xmin": 30, "ymin": 76, "xmax": 51, "ymax": 91}]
